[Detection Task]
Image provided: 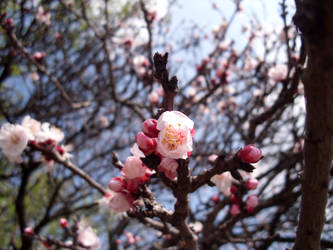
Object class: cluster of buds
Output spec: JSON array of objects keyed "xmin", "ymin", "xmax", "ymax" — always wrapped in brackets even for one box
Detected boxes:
[
  {"xmin": 33, "ymin": 51, "xmax": 46, "ymax": 62},
  {"xmin": 0, "ymin": 12, "xmax": 14, "ymax": 30},
  {"xmin": 24, "ymin": 218, "xmax": 100, "ymax": 249},
  {"xmin": 102, "ymin": 160, "xmax": 154, "ymax": 213},
  {"xmin": 103, "ymin": 111, "xmax": 195, "ymax": 213},
  {"xmin": 196, "ymin": 57, "xmax": 210, "ymax": 74},
  {"xmin": 229, "ymin": 178, "xmax": 259, "ymax": 216},
  {"xmin": 0, "ymin": 116, "xmax": 68, "ymax": 163}
]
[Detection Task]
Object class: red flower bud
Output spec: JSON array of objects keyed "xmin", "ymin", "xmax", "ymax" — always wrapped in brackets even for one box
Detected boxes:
[
  {"xmin": 59, "ymin": 218, "xmax": 68, "ymax": 228},
  {"xmin": 246, "ymin": 178, "xmax": 258, "ymax": 190},
  {"xmin": 108, "ymin": 177, "xmax": 125, "ymax": 192},
  {"xmin": 238, "ymin": 144, "xmax": 262, "ymax": 163},
  {"xmin": 136, "ymin": 132, "xmax": 157, "ymax": 154},
  {"xmin": 142, "ymin": 119, "xmax": 159, "ymax": 138},
  {"xmin": 24, "ymin": 227, "xmax": 34, "ymax": 236}
]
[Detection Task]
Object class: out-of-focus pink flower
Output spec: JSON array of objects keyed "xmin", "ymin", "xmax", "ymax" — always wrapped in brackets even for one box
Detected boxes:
[
  {"xmin": 59, "ymin": 218, "xmax": 68, "ymax": 228},
  {"xmin": 238, "ymin": 144, "xmax": 262, "ymax": 163},
  {"xmin": 189, "ymin": 221, "xmax": 203, "ymax": 234},
  {"xmin": 158, "ymin": 157, "xmax": 178, "ymax": 180},
  {"xmin": 123, "ymin": 156, "xmax": 146, "ymax": 179},
  {"xmin": 21, "ymin": 115, "xmax": 41, "ymax": 139},
  {"xmin": 35, "ymin": 6, "xmax": 51, "ymax": 26},
  {"xmin": 77, "ymin": 219, "xmax": 101, "ymax": 249},
  {"xmin": 108, "ymin": 177, "xmax": 126, "ymax": 192},
  {"xmin": 33, "ymin": 51, "xmax": 46, "ymax": 61},
  {"xmin": 230, "ymin": 204, "xmax": 241, "ymax": 216},
  {"xmin": 29, "ymin": 72, "xmax": 39, "ymax": 82},
  {"xmin": 211, "ymin": 172, "xmax": 233, "ymax": 196},
  {"xmin": 136, "ymin": 132, "xmax": 157, "ymax": 155},
  {"xmin": 246, "ymin": 194, "xmax": 259, "ymax": 211},
  {"xmin": 142, "ymin": 119, "xmax": 159, "ymax": 138},
  {"xmin": 208, "ymin": 154, "xmax": 218, "ymax": 163},
  {"xmin": 210, "ymin": 194, "xmax": 219, "ymax": 203},
  {"xmin": 24, "ymin": 227, "xmax": 34, "ymax": 236},
  {"xmin": 0, "ymin": 123, "xmax": 30, "ymax": 163},
  {"xmin": 156, "ymin": 111, "xmax": 194, "ymax": 159},
  {"xmin": 268, "ymin": 64, "xmax": 288, "ymax": 82},
  {"xmin": 246, "ymin": 178, "xmax": 259, "ymax": 190},
  {"xmin": 148, "ymin": 91, "xmax": 159, "ymax": 104}
]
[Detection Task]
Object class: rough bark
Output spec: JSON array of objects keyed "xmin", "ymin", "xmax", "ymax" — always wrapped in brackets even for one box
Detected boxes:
[{"xmin": 293, "ymin": 1, "xmax": 333, "ymax": 249}]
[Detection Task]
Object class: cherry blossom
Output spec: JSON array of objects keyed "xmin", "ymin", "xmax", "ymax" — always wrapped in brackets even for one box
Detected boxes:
[
  {"xmin": 211, "ymin": 172, "xmax": 233, "ymax": 196},
  {"xmin": 77, "ymin": 219, "xmax": 101, "ymax": 249},
  {"xmin": 158, "ymin": 157, "xmax": 178, "ymax": 180},
  {"xmin": 0, "ymin": 123, "xmax": 30, "ymax": 163},
  {"xmin": 156, "ymin": 111, "xmax": 194, "ymax": 159},
  {"xmin": 123, "ymin": 156, "xmax": 146, "ymax": 179},
  {"xmin": 268, "ymin": 64, "xmax": 288, "ymax": 82}
]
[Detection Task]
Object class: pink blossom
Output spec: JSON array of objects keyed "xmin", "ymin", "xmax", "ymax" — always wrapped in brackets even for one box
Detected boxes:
[
  {"xmin": 268, "ymin": 64, "xmax": 288, "ymax": 82},
  {"xmin": 136, "ymin": 132, "xmax": 157, "ymax": 154},
  {"xmin": 29, "ymin": 72, "xmax": 39, "ymax": 82},
  {"xmin": 230, "ymin": 204, "xmax": 241, "ymax": 216},
  {"xmin": 21, "ymin": 115, "xmax": 41, "ymax": 139},
  {"xmin": 246, "ymin": 194, "xmax": 259, "ymax": 210},
  {"xmin": 35, "ymin": 122, "xmax": 64, "ymax": 144},
  {"xmin": 24, "ymin": 227, "xmax": 34, "ymax": 236},
  {"xmin": 142, "ymin": 119, "xmax": 159, "ymax": 138},
  {"xmin": 148, "ymin": 91, "xmax": 159, "ymax": 104},
  {"xmin": 59, "ymin": 218, "xmax": 68, "ymax": 228},
  {"xmin": 108, "ymin": 177, "xmax": 125, "ymax": 192},
  {"xmin": 211, "ymin": 172, "xmax": 233, "ymax": 196},
  {"xmin": 208, "ymin": 154, "xmax": 218, "ymax": 162},
  {"xmin": 35, "ymin": 6, "xmax": 51, "ymax": 26},
  {"xmin": 77, "ymin": 219, "xmax": 101, "ymax": 249},
  {"xmin": 156, "ymin": 111, "xmax": 194, "ymax": 159},
  {"xmin": 33, "ymin": 51, "xmax": 46, "ymax": 61},
  {"xmin": 0, "ymin": 123, "xmax": 30, "ymax": 163},
  {"xmin": 123, "ymin": 156, "xmax": 146, "ymax": 179},
  {"xmin": 246, "ymin": 178, "xmax": 259, "ymax": 190},
  {"xmin": 108, "ymin": 191, "xmax": 133, "ymax": 213},
  {"xmin": 130, "ymin": 143, "xmax": 145, "ymax": 158},
  {"xmin": 238, "ymin": 144, "xmax": 262, "ymax": 163},
  {"xmin": 158, "ymin": 157, "xmax": 178, "ymax": 180}
]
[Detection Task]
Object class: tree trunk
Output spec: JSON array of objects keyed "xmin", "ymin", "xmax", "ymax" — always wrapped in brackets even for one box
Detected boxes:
[{"xmin": 293, "ymin": 1, "xmax": 333, "ymax": 249}]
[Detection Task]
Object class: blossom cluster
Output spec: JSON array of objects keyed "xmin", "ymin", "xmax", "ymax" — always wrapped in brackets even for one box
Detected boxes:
[
  {"xmin": 0, "ymin": 116, "xmax": 67, "ymax": 163},
  {"xmin": 101, "ymin": 111, "xmax": 195, "ymax": 213},
  {"xmin": 230, "ymin": 181, "xmax": 259, "ymax": 216}
]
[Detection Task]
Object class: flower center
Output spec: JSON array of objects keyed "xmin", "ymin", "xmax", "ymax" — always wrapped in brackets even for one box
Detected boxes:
[
  {"xmin": 161, "ymin": 124, "xmax": 187, "ymax": 151},
  {"xmin": 10, "ymin": 134, "xmax": 20, "ymax": 144}
]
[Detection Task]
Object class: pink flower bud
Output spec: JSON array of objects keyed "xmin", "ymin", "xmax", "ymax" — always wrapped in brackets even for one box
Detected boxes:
[
  {"xmin": 148, "ymin": 91, "xmax": 159, "ymax": 104},
  {"xmin": 230, "ymin": 185, "xmax": 238, "ymax": 194},
  {"xmin": 123, "ymin": 156, "xmax": 146, "ymax": 179},
  {"xmin": 210, "ymin": 194, "xmax": 219, "ymax": 203},
  {"xmin": 136, "ymin": 132, "xmax": 157, "ymax": 154},
  {"xmin": 24, "ymin": 227, "xmax": 34, "ymax": 236},
  {"xmin": 237, "ymin": 144, "xmax": 262, "ymax": 163},
  {"xmin": 142, "ymin": 119, "xmax": 159, "ymax": 138},
  {"xmin": 230, "ymin": 204, "xmax": 241, "ymax": 216},
  {"xmin": 59, "ymin": 218, "xmax": 68, "ymax": 228},
  {"xmin": 33, "ymin": 51, "xmax": 46, "ymax": 61},
  {"xmin": 108, "ymin": 177, "xmax": 125, "ymax": 192},
  {"xmin": 246, "ymin": 194, "xmax": 259, "ymax": 209},
  {"xmin": 246, "ymin": 178, "xmax": 259, "ymax": 190},
  {"xmin": 109, "ymin": 192, "xmax": 133, "ymax": 212},
  {"xmin": 231, "ymin": 194, "xmax": 241, "ymax": 205},
  {"xmin": 126, "ymin": 178, "xmax": 141, "ymax": 193}
]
